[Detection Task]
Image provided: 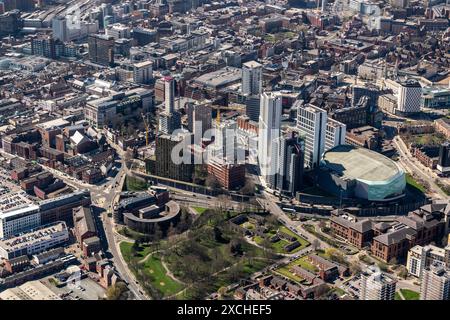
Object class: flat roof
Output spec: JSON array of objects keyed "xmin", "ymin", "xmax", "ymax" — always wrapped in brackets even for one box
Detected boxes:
[
  {"xmin": 36, "ymin": 118, "xmax": 70, "ymax": 130},
  {"xmin": 0, "ymin": 222, "xmax": 67, "ymax": 252},
  {"xmin": 194, "ymin": 67, "xmax": 241, "ymax": 89},
  {"xmin": 322, "ymin": 145, "xmax": 403, "ymax": 183},
  {"xmin": 0, "ymin": 204, "xmax": 39, "ymax": 220}
]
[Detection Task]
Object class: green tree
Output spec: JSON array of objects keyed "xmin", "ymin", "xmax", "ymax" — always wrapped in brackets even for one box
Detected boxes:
[
  {"xmin": 398, "ymin": 266, "xmax": 408, "ymax": 279},
  {"xmin": 106, "ymin": 282, "xmax": 128, "ymax": 300}
]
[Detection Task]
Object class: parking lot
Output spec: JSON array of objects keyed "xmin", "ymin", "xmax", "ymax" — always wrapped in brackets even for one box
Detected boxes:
[{"xmin": 42, "ymin": 275, "xmax": 107, "ymax": 300}]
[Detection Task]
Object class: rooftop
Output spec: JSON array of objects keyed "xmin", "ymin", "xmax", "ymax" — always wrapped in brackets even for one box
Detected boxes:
[
  {"xmin": 321, "ymin": 145, "xmax": 404, "ymax": 183},
  {"xmin": 0, "ymin": 222, "xmax": 67, "ymax": 253},
  {"xmin": 194, "ymin": 67, "xmax": 241, "ymax": 89}
]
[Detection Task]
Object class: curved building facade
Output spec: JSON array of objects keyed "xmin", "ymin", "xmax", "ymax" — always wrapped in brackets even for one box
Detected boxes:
[{"xmin": 319, "ymin": 145, "xmax": 406, "ymax": 202}]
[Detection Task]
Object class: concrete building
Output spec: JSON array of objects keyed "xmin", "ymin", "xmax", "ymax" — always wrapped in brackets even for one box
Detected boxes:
[
  {"xmin": 106, "ymin": 24, "xmax": 131, "ymax": 40},
  {"xmin": 0, "ymin": 205, "xmax": 40, "ymax": 239},
  {"xmin": 187, "ymin": 102, "xmax": 212, "ymax": 138},
  {"xmin": 159, "ymin": 112, "xmax": 181, "ymax": 135},
  {"xmin": 258, "ymin": 92, "xmax": 282, "ymax": 185},
  {"xmin": 245, "ymin": 95, "xmax": 261, "ymax": 122},
  {"xmin": 397, "ymin": 79, "xmax": 422, "ymax": 114},
  {"xmin": 133, "ymin": 61, "xmax": 153, "ymax": 84},
  {"xmin": 360, "ymin": 266, "xmax": 397, "ymax": 300},
  {"xmin": 242, "ymin": 61, "xmax": 262, "ymax": 96},
  {"xmin": 384, "ymin": 78, "xmax": 422, "ymax": 115},
  {"xmin": 275, "ymin": 131, "xmax": 305, "ymax": 195},
  {"xmin": 164, "ymin": 76, "xmax": 175, "ymax": 114},
  {"xmin": 152, "ymin": 132, "xmax": 193, "ymax": 182},
  {"xmin": 437, "ymin": 142, "xmax": 450, "ymax": 174},
  {"xmin": 0, "ymin": 280, "xmax": 61, "ymax": 300},
  {"xmin": 0, "ymin": 222, "xmax": 69, "ymax": 259},
  {"xmin": 52, "ymin": 16, "xmax": 68, "ymax": 42},
  {"xmin": 88, "ymin": 34, "xmax": 115, "ymax": 67},
  {"xmin": 296, "ymin": 103, "xmax": 327, "ymax": 169},
  {"xmin": 420, "ymin": 263, "xmax": 450, "ymax": 300},
  {"xmin": 325, "ymin": 118, "xmax": 346, "ymax": 152},
  {"xmin": 407, "ymin": 244, "xmax": 450, "ymax": 277}
]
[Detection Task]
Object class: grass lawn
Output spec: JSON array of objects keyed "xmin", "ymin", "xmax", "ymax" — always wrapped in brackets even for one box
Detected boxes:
[
  {"xmin": 119, "ymin": 241, "xmax": 152, "ymax": 261},
  {"xmin": 279, "ymin": 226, "xmax": 310, "ymax": 249},
  {"xmin": 395, "ymin": 292, "xmax": 402, "ymax": 300},
  {"xmin": 406, "ymin": 173, "xmax": 426, "ymax": 193},
  {"xmin": 125, "ymin": 176, "xmax": 148, "ymax": 191},
  {"xmin": 274, "ymin": 256, "xmax": 318, "ymax": 284},
  {"xmin": 275, "ymin": 266, "xmax": 304, "ymax": 283},
  {"xmin": 192, "ymin": 206, "xmax": 208, "ymax": 215},
  {"xmin": 331, "ymin": 287, "xmax": 347, "ymax": 297},
  {"xmin": 272, "ymin": 239, "xmax": 290, "ymax": 252},
  {"xmin": 253, "ymin": 226, "xmax": 310, "ymax": 254},
  {"xmin": 118, "ymin": 226, "xmax": 147, "ymax": 241},
  {"xmin": 142, "ymin": 255, "xmax": 183, "ymax": 297},
  {"xmin": 242, "ymin": 221, "xmax": 256, "ymax": 230},
  {"xmin": 294, "ymin": 256, "xmax": 319, "ymax": 273},
  {"xmin": 400, "ymin": 289, "xmax": 419, "ymax": 300}
]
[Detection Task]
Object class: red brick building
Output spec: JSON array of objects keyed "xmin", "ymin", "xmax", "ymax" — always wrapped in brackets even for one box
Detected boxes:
[{"xmin": 207, "ymin": 157, "xmax": 246, "ymax": 190}]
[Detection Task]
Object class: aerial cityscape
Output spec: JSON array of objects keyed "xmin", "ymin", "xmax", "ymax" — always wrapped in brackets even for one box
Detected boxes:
[{"xmin": 0, "ymin": 0, "xmax": 449, "ymax": 304}]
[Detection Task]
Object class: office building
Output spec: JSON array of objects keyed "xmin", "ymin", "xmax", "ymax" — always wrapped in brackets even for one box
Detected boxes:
[
  {"xmin": 397, "ymin": 79, "xmax": 422, "ymax": 114},
  {"xmin": 385, "ymin": 78, "xmax": 422, "ymax": 115},
  {"xmin": 0, "ymin": 280, "xmax": 61, "ymax": 300},
  {"xmin": 159, "ymin": 112, "xmax": 181, "ymax": 135},
  {"xmin": 0, "ymin": 222, "xmax": 68, "ymax": 260},
  {"xmin": 207, "ymin": 156, "xmax": 246, "ymax": 190},
  {"xmin": 0, "ymin": 205, "xmax": 41, "ymax": 239},
  {"xmin": 132, "ymin": 27, "xmax": 158, "ymax": 46},
  {"xmin": 360, "ymin": 266, "xmax": 397, "ymax": 300},
  {"xmin": 407, "ymin": 244, "xmax": 450, "ymax": 278},
  {"xmin": 52, "ymin": 16, "xmax": 68, "ymax": 42},
  {"xmin": 164, "ymin": 76, "xmax": 175, "ymax": 114},
  {"xmin": 106, "ymin": 23, "xmax": 131, "ymax": 40},
  {"xmin": 325, "ymin": 118, "xmax": 346, "ymax": 151},
  {"xmin": 133, "ymin": 61, "xmax": 153, "ymax": 84},
  {"xmin": 437, "ymin": 142, "xmax": 450, "ymax": 174},
  {"xmin": 276, "ymin": 131, "xmax": 305, "ymax": 195},
  {"xmin": 242, "ymin": 61, "xmax": 262, "ymax": 96},
  {"xmin": 245, "ymin": 95, "xmax": 261, "ymax": 122},
  {"xmin": 296, "ymin": 103, "xmax": 327, "ymax": 169},
  {"xmin": 84, "ymin": 88, "xmax": 154, "ymax": 128},
  {"xmin": 422, "ymin": 87, "xmax": 450, "ymax": 109},
  {"xmin": 31, "ymin": 35, "xmax": 61, "ymax": 59},
  {"xmin": 153, "ymin": 132, "xmax": 193, "ymax": 182},
  {"xmin": 211, "ymin": 119, "xmax": 239, "ymax": 163},
  {"xmin": 88, "ymin": 34, "xmax": 115, "ymax": 67},
  {"xmin": 39, "ymin": 189, "xmax": 92, "ymax": 226},
  {"xmin": 297, "ymin": 102, "xmax": 346, "ymax": 169},
  {"xmin": 258, "ymin": 92, "xmax": 282, "ymax": 185},
  {"xmin": 420, "ymin": 263, "xmax": 450, "ymax": 300},
  {"xmin": 187, "ymin": 102, "xmax": 212, "ymax": 138}
]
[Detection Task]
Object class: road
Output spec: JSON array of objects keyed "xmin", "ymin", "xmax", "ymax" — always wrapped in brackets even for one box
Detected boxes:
[
  {"xmin": 393, "ymin": 136, "xmax": 449, "ymax": 200},
  {"xmin": 97, "ymin": 139, "xmax": 149, "ymax": 299},
  {"xmin": 257, "ymin": 191, "xmax": 331, "ymax": 250}
]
